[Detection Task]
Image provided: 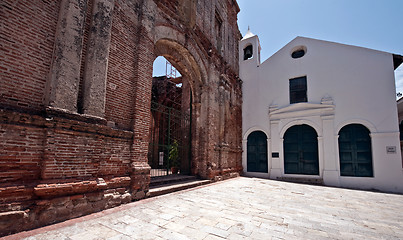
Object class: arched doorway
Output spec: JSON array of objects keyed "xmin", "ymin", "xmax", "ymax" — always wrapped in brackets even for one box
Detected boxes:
[
  {"xmin": 399, "ymin": 120, "xmax": 403, "ymax": 141},
  {"xmin": 338, "ymin": 124, "xmax": 373, "ymax": 177},
  {"xmin": 148, "ymin": 57, "xmax": 191, "ymax": 177},
  {"xmin": 283, "ymin": 124, "xmax": 319, "ymax": 175},
  {"xmin": 148, "ymin": 39, "xmax": 204, "ymax": 178},
  {"xmin": 247, "ymin": 131, "xmax": 268, "ymax": 172}
]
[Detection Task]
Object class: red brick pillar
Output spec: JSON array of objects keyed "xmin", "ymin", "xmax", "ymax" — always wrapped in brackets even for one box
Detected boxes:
[
  {"xmin": 131, "ymin": 162, "xmax": 151, "ymax": 200},
  {"xmin": 129, "ymin": 2, "xmax": 155, "ymax": 197},
  {"xmin": 130, "ymin": 39, "xmax": 153, "ymax": 197}
]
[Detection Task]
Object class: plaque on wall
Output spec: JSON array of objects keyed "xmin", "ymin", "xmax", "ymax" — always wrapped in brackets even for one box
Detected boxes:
[{"xmin": 386, "ymin": 146, "xmax": 396, "ymax": 154}]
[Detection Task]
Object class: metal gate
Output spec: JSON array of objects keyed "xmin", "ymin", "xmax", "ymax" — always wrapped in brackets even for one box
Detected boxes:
[{"xmin": 148, "ymin": 101, "xmax": 191, "ymax": 177}]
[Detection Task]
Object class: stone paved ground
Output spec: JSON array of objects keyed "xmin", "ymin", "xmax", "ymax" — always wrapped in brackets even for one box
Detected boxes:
[{"xmin": 5, "ymin": 177, "xmax": 403, "ymax": 240}]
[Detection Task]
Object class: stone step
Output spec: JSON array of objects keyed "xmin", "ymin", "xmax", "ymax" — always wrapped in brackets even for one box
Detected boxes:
[
  {"xmin": 277, "ymin": 177, "xmax": 324, "ymax": 185},
  {"xmin": 150, "ymin": 175, "xmax": 197, "ymax": 187},
  {"xmin": 149, "ymin": 179, "xmax": 212, "ymax": 198}
]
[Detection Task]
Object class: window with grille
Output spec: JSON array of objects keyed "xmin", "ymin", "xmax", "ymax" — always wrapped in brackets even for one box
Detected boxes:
[{"xmin": 289, "ymin": 76, "xmax": 307, "ymax": 104}]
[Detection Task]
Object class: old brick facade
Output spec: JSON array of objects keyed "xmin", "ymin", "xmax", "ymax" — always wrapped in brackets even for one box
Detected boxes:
[{"xmin": 0, "ymin": 0, "xmax": 242, "ymax": 236}]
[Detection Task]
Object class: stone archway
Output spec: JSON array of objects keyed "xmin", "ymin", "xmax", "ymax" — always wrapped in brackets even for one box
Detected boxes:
[
  {"xmin": 154, "ymin": 39, "xmax": 204, "ymax": 103},
  {"xmin": 152, "ymin": 38, "xmax": 205, "ymax": 177}
]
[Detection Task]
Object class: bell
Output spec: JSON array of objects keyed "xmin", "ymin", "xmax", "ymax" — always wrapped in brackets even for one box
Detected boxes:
[{"xmin": 244, "ymin": 46, "xmax": 253, "ymax": 60}]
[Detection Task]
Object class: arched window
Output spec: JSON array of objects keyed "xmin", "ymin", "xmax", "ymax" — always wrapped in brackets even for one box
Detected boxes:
[
  {"xmin": 243, "ymin": 45, "xmax": 253, "ymax": 60},
  {"xmin": 283, "ymin": 124, "xmax": 319, "ymax": 175},
  {"xmin": 247, "ymin": 131, "xmax": 268, "ymax": 173},
  {"xmin": 338, "ymin": 124, "xmax": 373, "ymax": 177}
]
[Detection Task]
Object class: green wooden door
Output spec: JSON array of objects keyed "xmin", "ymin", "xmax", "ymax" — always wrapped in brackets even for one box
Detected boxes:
[
  {"xmin": 247, "ymin": 131, "xmax": 268, "ymax": 173},
  {"xmin": 338, "ymin": 124, "xmax": 373, "ymax": 177},
  {"xmin": 284, "ymin": 124, "xmax": 319, "ymax": 175}
]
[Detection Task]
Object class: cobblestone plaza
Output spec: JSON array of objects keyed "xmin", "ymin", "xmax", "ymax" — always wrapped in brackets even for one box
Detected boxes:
[{"xmin": 6, "ymin": 177, "xmax": 403, "ymax": 240}]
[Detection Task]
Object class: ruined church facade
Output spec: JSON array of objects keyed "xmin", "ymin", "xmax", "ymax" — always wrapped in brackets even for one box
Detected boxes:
[{"xmin": 0, "ymin": 0, "xmax": 242, "ymax": 235}]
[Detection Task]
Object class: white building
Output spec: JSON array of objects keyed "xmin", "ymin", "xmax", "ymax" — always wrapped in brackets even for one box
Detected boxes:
[
  {"xmin": 240, "ymin": 29, "xmax": 403, "ymax": 193},
  {"xmin": 396, "ymin": 97, "xmax": 403, "ymax": 167}
]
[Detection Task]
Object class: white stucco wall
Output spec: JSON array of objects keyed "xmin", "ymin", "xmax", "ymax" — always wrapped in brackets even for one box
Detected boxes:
[{"xmin": 240, "ymin": 36, "xmax": 403, "ymax": 193}]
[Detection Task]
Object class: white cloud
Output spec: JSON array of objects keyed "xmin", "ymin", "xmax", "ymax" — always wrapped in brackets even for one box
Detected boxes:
[{"xmin": 395, "ymin": 64, "xmax": 403, "ymax": 99}]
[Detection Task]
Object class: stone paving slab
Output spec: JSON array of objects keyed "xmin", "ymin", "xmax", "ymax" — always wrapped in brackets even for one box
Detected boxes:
[{"xmin": 4, "ymin": 177, "xmax": 403, "ymax": 240}]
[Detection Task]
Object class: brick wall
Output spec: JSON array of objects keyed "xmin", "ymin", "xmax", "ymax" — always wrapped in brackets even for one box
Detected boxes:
[
  {"xmin": 0, "ymin": 0, "xmax": 60, "ymax": 112},
  {"xmin": 0, "ymin": 123, "xmax": 43, "ymax": 183},
  {"xmin": 104, "ymin": 1, "xmax": 140, "ymax": 130},
  {"xmin": 43, "ymin": 127, "xmax": 132, "ymax": 180},
  {"xmin": 0, "ymin": 109, "xmax": 137, "ymax": 236}
]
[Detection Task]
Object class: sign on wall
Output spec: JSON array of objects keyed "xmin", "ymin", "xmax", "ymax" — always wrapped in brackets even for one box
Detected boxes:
[
  {"xmin": 159, "ymin": 152, "xmax": 164, "ymax": 165},
  {"xmin": 386, "ymin": 146, "xmax": 397, "ymax": 154}
]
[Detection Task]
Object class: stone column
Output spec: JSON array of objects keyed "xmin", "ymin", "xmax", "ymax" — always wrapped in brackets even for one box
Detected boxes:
[
  {"xmin": 46, "ymin": 0, "xmax": 88, "ymax": 112},
  {"xmin": 242, "ymin": 139, "xmax": 247, "ymax": 172},
  {"xmin": 205, "ymin": 71, "xmax": 221, "ymax": 180},
  {"xmin": 217, "ymin": 81, "xmax": 226, "ymax": 175},
  {"xmin": 82, "ymin": 0, "xmax": 115, "ymax": 117},
  {"xmin": 267, "ymin": 138, "xmax": 272, "ymax": 175},
  {"xmin": 322, "ymin": 116, "xmax": 340, "ymax": 186},
  {"xmin": 317, "ymin": 136, "xmax": 324, "ymax": 175},
  {"xmin": 270, "ymin": 120, "xmax": 282, "ymax": 178},
  {"xmin": 191, "ymin": 102, "xmax": 202, "ymax": 176}
]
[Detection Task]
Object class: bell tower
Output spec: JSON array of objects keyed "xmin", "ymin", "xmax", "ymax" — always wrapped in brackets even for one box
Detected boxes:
[{"xmin": 239, "ymin": 27, "xmax": 261, "ymax": 74}]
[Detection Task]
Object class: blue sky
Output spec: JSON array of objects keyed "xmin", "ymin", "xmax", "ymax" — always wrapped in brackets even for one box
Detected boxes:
[
  {"xmin": 236, "ymin": 0, "xmax": 403, "ymax": 96},
  {"xmin": 153, "ymin": 0, "xmax": 403, "ymax": 96}
]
